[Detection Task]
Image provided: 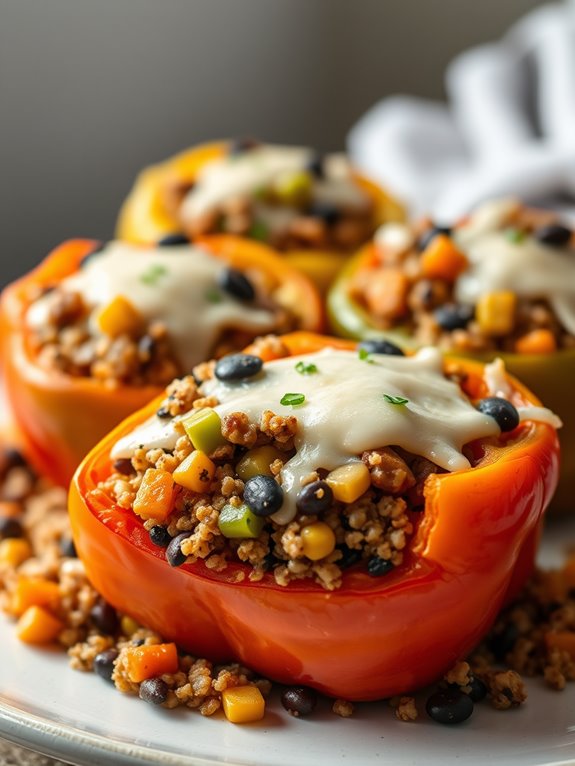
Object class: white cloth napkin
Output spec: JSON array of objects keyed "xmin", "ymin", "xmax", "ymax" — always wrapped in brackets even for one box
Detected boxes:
[{"xmin": 348, "ymin": 1, "xmax": 575, "ymax": 224}]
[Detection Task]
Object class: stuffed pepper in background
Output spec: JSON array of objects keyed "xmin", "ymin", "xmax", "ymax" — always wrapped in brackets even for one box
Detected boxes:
[
  {"xmin": 328, "ymin": 198, "xmax": 575, "ymax": 512},
  {"xmin": 116, "ymin": 140, "xmax": 404, "ymax": 292},
  {"xmin": 0, "ymin": 237, "xmax": 322, "ymax": 487},
  {"xmin": 69, "ymin": 331, "xmax": 560, "ymax": 701}
]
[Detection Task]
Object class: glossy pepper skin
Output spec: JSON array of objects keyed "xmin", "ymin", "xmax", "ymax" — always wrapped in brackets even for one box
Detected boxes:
[
  {"xmin": 115, "ymin": 141, "xmax": 404, "ymax": 293},
  {"xmin": 0, "ymin": 239, "xmax": 323, "ymax": 488},
  {"xmin": 328, "ymin": 244, "xmax": 575, "ymax": 513},
  {"xmin": 69, "ymin": 332, "xmax": 559, "ymax": 701}
]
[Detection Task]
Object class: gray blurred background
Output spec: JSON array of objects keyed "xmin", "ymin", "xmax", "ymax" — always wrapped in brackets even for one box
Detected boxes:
[{"xmin": 0, "ymin": 0, "xmax": 541, "ymax": 287}]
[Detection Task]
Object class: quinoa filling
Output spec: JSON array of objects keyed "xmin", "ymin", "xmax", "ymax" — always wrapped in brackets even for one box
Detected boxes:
[
  {"xmin": 172, "ymin": 142, "xmax": 376, "ymax": 252},
  {"xmin": 349, "ymin": 199, "xmax": 575, "ymax": 354},
  {"xmin": 96, "ymin": 337, "xmax": 558, "ymax": 591},
  {"xmin": 24, "ymin": 242, "xmax": 295, "ymax": 387}
]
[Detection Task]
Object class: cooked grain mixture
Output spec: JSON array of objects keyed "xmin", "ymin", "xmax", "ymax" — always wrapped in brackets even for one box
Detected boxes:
[
  {"xmin": 348, "ymin": 198, "xmax": 575, "ymax": 353},
  {"xmin": 1, "ymin": 442, "xmax": 575, "ymax": 724},
  {"xmin": 24, "ymin": 242, "xmax": 296, "ymax": 387}
]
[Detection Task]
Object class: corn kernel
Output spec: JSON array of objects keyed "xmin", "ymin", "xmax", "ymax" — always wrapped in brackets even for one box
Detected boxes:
[
  {"xmin": 476, "ymin": 291, "xmax": 516, "ymax": 336},
  {"xmin": 300, "ymin": 522, "xmax": 336, "ymax": 561},
  {"xmin": 121, "ymin": 615, "xmax": 140, "ymax": 637},
  {"xmin": 236, "ymin": 446, "xmax": 284, "ymax": 481},
  {"xmin": 326, "ymin": 463, "xmax": 371, "ymax": 503},
  {"xmin": 0, "ymin": 538, "xmax": 32, "ymax": 568},
  {"xmin": 96, "ymin": 295, "xmax": 143, "ymax": 338},
  {"xmin": 16, "ymin": 605, "xmax": 63, "ymax": 644},
  {"xmin": 273, "ymin": 170, "xmax": 313, "ymax": 206},
  {"xmin": 222, "ymin": 685, "xmax": 265, "ymax": 723},
  {"xmin": 173, "ymin": 450, "xmax": 216, "ymax": 493}
]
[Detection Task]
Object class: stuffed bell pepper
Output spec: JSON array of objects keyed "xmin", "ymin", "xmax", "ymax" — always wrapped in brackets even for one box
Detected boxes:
[
  {"xmin": 116, "ymin": 140, "xmax": 403, "ymax": 291},
  {"xmin": 69, "ymin": 332, "xmax": 560, "ymax": 701},
  {"xmin": 328, "ymin": 198, "xmax": 575, "ymax": 512},
  {"xmin": 0, "ymin": 237, "xmax": 322, "ymax": 487}
]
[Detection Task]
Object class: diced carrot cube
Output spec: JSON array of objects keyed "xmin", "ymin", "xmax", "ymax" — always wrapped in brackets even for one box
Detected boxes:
[
  {"xmin": 11, "ymin": 576, "xmax": 61, "ymax": 617},
  {"xmin": 364, "ymin": 268, "xmax": 410, "ymax": 321},
  {"xmin": 222, "ymin": 685, "xmax": 265, "ymax": 723},
  {"xmin": 16, "ymin": 605, "xmax": 63, "ymax": 644},
  {"xmin": 125, "ymin": 642, "xmax": 179, "ymax": 683},
  {"xmin": 514, "ymin": 329, "xmax": 557, "ymax": 355},
  {"xmin": 173, "ymin": 450, "xmax": 216, "ymax": 493},
  {"xmin": 420, "ymin": 235, "xmax": 468, "ymax": 281},
  {"xmin": 0, "ymin": 538, "xmax": 32, "ymax": 568},
  {"xmin": 96, "ymin": 295, "xmax": 143, "ymax": 338},
  {"xmin": 133, "ymin": 468, "xmax": 175, "ymax": 522}
]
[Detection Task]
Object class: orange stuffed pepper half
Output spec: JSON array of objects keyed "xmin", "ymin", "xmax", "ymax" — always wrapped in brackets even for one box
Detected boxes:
[
  {"xmin": 0, "ymin": 237, "xmax": 322, "ymax": 487},
  {"xmin": 328, "ymin": 198, "xmax": 575, "ymax": 512},
  {"xmin": 70, "ymin": 332, "xmax": 560, "ymax": 701},
  {"xmin": 116, "ymin": 140, "xmax": 404, "ymax": 291}
]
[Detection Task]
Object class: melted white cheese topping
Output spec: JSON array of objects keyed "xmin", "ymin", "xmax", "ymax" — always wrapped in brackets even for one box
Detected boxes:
[
  {"xmin": 26, "ymin": 242, "xmax": 279, "ymax": 373},
  {"xmin": 454, "ymin": 198, "xmax": 575, "ymax": 334},
  {"xmin": 113, "ymin": 347, "xmax": 560, "ymax": 525},
  {"xmin": 180, "ymin": 144, "xmax": 370, "ymax": 236}
]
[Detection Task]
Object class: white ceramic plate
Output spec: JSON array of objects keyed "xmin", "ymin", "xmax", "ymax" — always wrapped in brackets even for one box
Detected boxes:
[{"xmin": 2, "ymin": 519, "xmax": 575, "ymax": 766}]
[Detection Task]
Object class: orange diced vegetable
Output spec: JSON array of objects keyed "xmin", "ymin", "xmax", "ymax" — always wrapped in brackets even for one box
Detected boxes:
[
  {"xmin": 222, "ymin": 685, "xmax": 265, "ymax": 723},
  {"xmin": 545, "ymin": 631, "xmax": 575, "ymax": 659},
  {"xmin": 125, "ymin": 641, "xmax": 179, "ymax": 682},
  {"xmin": 420, "ymin": 235, "xmax": 468, "ymax": 281},
  {"xmin": 0, "ymin": 538, "xmax": 32, "ymax": 567},
  {"xmin": 173, "ymin": 450, "xmax": 216, "ymax": 493},
  {"xmin": 0, "ymin": 501, "xmax": 22, "ymax": 519},
  {"xmin": 364, "ymin": 268, "xmax": 410, "ymax": 321},
  {"xmin": 515, "ymin": 329, "xmax": 557, "ymax": 355},
  {"xmin": 326, "ymin": 463, "xmax": 371, "ymax": 503},
  {"xmin": 476, "ymin": 291, "xmax": 516, "ymax": 336},
  {"xmin": 16, "ymin": 605, "xmax": 63, "ymax": 644},
  {"xmin": 96, "ymin": 295, "xmax": 143, "ymax": 338},
  {"xmin": 133, "ymin": 468, "xmax": 175, "ymax": 522},
  {"xmin": 11, "ymin": 576, "xmax": 61, "ymax": 617}
]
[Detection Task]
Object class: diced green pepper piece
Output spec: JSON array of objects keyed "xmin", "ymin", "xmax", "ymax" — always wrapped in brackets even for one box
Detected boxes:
[
  {"xmin": 274, "ymin": 170, "xmax": 313, "ymax": 206},
  {"xmin": 182, "ymin": 408, "xmax": 226, "ymax": 454},
  {"xmin": 218, "ymin": 503, "xmax": 265, "ymax": 539}
]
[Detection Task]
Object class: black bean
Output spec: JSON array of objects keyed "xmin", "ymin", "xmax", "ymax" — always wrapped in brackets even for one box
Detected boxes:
[
  {"xmin": 487, "ymin": 622, "xmax": 519, "ymax": 661},
  {"xmin": 218, "ymin": 267, "xmax": 255, "ymax": 302},
  {"xmin": 296, "ymin": 480, "xmax": 333, "ymax": 516},
  {"xmin": 466, "ymin": 676, "xmax": 488, "ymax": 702},
  {"xmin": 90, "ymin": 600, "xmax": 120, "ymax": 635},
  {"xmin": 305, "ymin": 153, "xmax": 325, "ymax": 179},
  {"xmin": 132, "ymin": 638, "xmax": 146, "ymax": 647},
  {"xmin": 367, "ymin": 556, "xmax": 394, "ymax": 577},
  {"xmin": 0, "ymin": 517, "xmax": 24, "ymax": 539},
  {"xmin": 434, "ymin": 303, "xmax": 474, "ymax": 331},
  {"xmin": 534, "ymin": 224, "xmax": 572, "ymax": 248},
  {"xmin": 157, "ymin": 233, "xmax": 189, "ymax": 246},
  {"xmin": 149, "ymin": 525, "xmax": 172, "ymax": 547},
  {"xmin": 308, "ymin": 202, "xmax": 341, "ymax": 226},
  {"xmin": 113, "ymin": 458, "xmax": 134, "ymax": 476},
  {"xmin": 476, "ymin": 397, "xmax": 520, "ymax": 433},
  {"xmin": 94, "ymin": 648, "xmax": 119, "ymax": 682},
  {"xmin": 80, "ymin": 241, "xmax": 106, "ymax": 269},
  {"xmin": 156, "ymin": 406, "xmax": 172, "ymax": 419},
  {"xmin": 358, "ymin": 339, "xmax": 405, "ymax": 357},
  {"xmin": 214, "ymin": 353, "xmax": 263, "ymax": 382},
  {"xmin": 2, "ymin": 448, "xmax": 27, "ymax": 471},
  {"xmin": 281, "ymin": 686, "xmax": 318, "ymax": 717},
  {"xmin": 337, "ymin": 545, "xmax": 362, "ymax": 570},
  {"xmin": 426, "ymin": 689, "xmax": 473, "ymax": 724},
  {"xmin": 59, "ymin": 536, "xmax": 77, "ymax": 558},
  {"xmin": 166, "ymin": 533, "xmax": 189, "ymax": 567},
  {"xmin": 139, "ymin": 678, "xmax": 169, "ymax": 705},
  {"xmin": 229, "ymin": 137, "xmax": 260, "ymax": 156},
  {"xmin": 244, "ymin": 475, "xmax": 284, "ymax": 517},
  {"xmin": 418, "ymin": 225, "xmax": 452, "ymax": 251},
  {"xmin": 138, "ymin": 335, "xmax": 156, "ymax": 361}
]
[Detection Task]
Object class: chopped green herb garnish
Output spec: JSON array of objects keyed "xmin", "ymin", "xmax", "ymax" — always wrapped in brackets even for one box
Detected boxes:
[
  {"xmin": 295, "ymin": 361, "xmax": 319, "ymax": 375},
  {"xmin": 505, "ymin": 227, "xmax": 527, "ymax": 244},
  {"xmin": 280, "ymin": 392, "xmax": 306, "ymax": 407},
  {"xmin": 249, "ymin": 220, "xmax": 269, "ymax": 241},
  {"xmin": 205, "ymin": 287, "xmax": 223, "ymax": 304},
  {"xmin": 359, "ymin": 348, "xmax": 375, "ymax": 364},
  {"xmin": 140, "ymin": 264, "xmax": 168, "ymax": 286},
  {"xmin": 383, "ymin": 394, "xmax": 409, "ymax": 406}
]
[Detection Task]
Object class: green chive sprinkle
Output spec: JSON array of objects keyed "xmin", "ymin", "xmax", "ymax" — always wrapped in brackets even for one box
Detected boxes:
[
  {"xmin": 383, "ymin": 394, "xmax": 409, "ymax": 406},
  {"xmin": 140, "ymin": 264, "xmax": 168, "ymax": 286},
  {"xmin": 281, "ymin": 392, "xmax": 306, "ymax": 407},
  {"xmin": 205, "ymin": 287, "xmax": 223, "ymax": 304},
  {"xmin": 505, "ymin": 227, "xmax": 527, "ymax": 244},
  {"xmin": 249, "ymin": 220, "xmax": 269, "ymax": 241},
  {"xmin": 295, "ymin": 361, "xmax": 318, "ymax": 375},
  {"xmin": 359, "ymin": 348, "xmax": 375, "ymax": 364}
]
